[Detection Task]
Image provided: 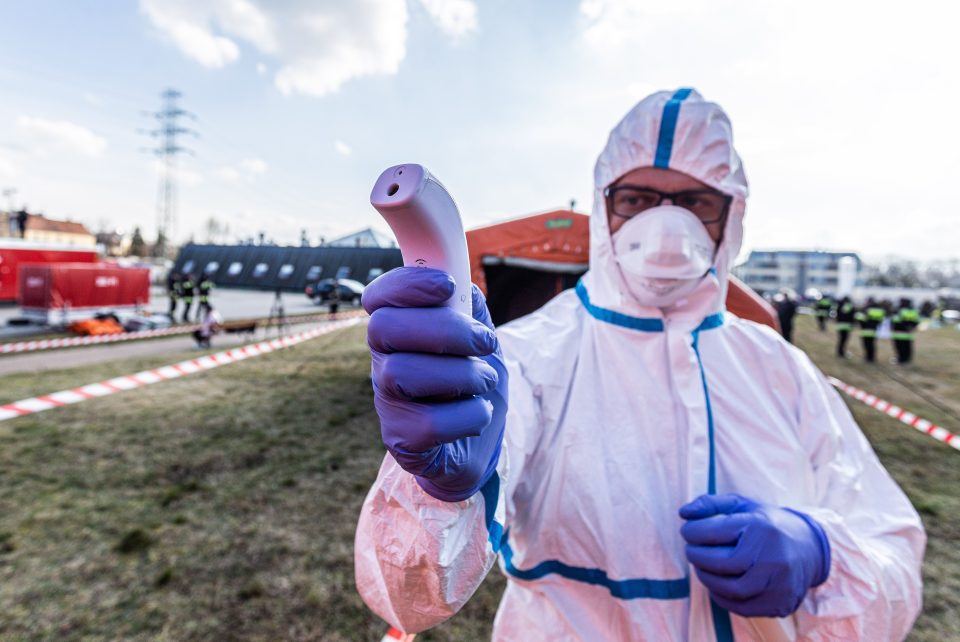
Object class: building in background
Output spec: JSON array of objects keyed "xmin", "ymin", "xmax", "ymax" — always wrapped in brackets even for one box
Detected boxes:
[
  {"xmin": 325, "ymin": 227, "xmax": 396, "ymax": 248},
  {"xmin": 1, "ymin": 211, "xmax": 96, "ymax": 247},
  {"xmin": 95, "ymin": 229, "xmax": 133, "ymax": 257},
  {"xmin": 735, "ymin": 249, "xmax": 863, "ymax": 297}
]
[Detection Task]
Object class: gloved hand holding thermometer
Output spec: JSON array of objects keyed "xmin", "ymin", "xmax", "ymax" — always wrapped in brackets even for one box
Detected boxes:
[{"xmin": 365, "ymin": 164, "xmax": 507, "ymax": 502}]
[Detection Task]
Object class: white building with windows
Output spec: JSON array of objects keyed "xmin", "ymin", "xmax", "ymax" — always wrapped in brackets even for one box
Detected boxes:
[{"xmin": 734, "ymin": 250, "xmax": 863, "ymax": 296}]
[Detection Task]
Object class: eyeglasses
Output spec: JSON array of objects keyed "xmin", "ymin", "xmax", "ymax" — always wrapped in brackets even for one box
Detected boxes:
[{"xmin": 604, "ymin": 185, "xmax": 731, "ymax": 224}]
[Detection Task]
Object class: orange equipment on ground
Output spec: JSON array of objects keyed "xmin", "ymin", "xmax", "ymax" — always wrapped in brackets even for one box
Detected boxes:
[
  {"xmin": 466, "ymin": 210, "xmax": 779, "ymax": 331},
  {"xmin": 68, "ymin": 318, "xmax": 124, "ymax": 336}
]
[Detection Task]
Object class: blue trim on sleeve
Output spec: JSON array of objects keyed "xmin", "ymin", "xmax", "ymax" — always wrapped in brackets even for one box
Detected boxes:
[
  {"xmin": 576, "ymin": 280, "xmax": 724, "ymax": 334},
  {"xmin": 501, "ymin": 534, "xmax": 691, "ymax": 600},
  {"xmin": 654, "ymin": 88, "xmax": 694, "ymax": 168},
  {"xmin": 480, "ymin": 471, "xmax": 504, "ymax": 553},
  {"xmin": 691, "ymin": 329, "xmax": 735, "ymax": 641}
]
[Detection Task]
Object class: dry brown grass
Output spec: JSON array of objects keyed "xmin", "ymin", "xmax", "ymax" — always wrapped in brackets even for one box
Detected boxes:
[{"xmin": 0, "ymin": 316, "xmax": 956, "ymax": 640}]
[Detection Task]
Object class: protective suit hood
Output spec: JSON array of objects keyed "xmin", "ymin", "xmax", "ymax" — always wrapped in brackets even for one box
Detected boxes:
[{"xmin": 585, "ymin": 88, "xmax": 749, "ymax": 323}]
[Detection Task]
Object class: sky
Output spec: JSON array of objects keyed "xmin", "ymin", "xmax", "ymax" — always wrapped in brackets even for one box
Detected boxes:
[{"xmin": 0, "ymin": 0, "xmax": 957, "ymax": 262}]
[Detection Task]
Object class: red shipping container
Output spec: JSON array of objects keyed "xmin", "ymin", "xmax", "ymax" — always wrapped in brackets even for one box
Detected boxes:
[
  {"xmin": 19, "ymin": 263, "xmax": 150, "ymax": 324},
  {"xmin": 0, "ymin": 239, "xmax": 99, "ymax": 301}
]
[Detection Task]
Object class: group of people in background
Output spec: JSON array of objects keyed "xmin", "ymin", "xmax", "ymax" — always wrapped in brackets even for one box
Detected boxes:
[
  {"xmin": 166, "ymin": 272, "xmax": 214, "ymax": 323},
  {"xmin": 825, "ymin": 296, "xmax": 921, "ymax": 364},
  {"xmin": 166, "ymin": 272, "xmax": 221, "ymax": 347},
  {"xmin": 776, "ymin": 291, "xmax": 926, "ymax": 364}
]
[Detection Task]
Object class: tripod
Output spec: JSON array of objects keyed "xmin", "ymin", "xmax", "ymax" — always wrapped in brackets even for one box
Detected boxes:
[{"xmin": 267, "ymin": 289, "xmax": 290, "ymax": 337}]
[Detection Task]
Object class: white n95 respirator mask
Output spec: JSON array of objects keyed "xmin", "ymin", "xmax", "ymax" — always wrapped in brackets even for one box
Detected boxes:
[{"xmin": 612, "ymin": 205, "xmax": 716, "ymax": 308}]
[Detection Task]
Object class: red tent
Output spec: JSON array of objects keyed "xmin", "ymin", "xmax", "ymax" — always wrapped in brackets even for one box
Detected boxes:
[{"xmin": 467, "ymin": 210, "xmax": 778, "ymax": 331}]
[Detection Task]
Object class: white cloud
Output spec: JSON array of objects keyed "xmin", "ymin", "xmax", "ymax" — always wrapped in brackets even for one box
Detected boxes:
[
  {"xmin": 0, "ymin": 150, "xmax": 18, "ymax": 178},
  {"xmin": 240, "ymin": 157, "xmax": 268, "ymax": 174},
  {"xmin": 140, "ymin": 0, "xmax": 241, "ymax": 68},
  {"xmin": 213, "ymin": 157, "xmax": 267, "ymax": 182},
  {"xmin": 572, "ymin": 0, "xmax": 960, "ymax": 259},
  {"xmin": 213, "ymin": 166, "xmax": 242, "ymax": 182},
  {"xmin": 177, "ymin": 167, "xmax": 205, "ymax": 186},
  {"xmin": 272, "ymin": 2, "xmax": 409, "ymax": 97},
  {"xmin": 418, "ymin": 0, "xmax": 478, "ymax": 39},
  {"xmin": 140, "ymin": 0, "xmax": 481, "ymax": 97},
  {"xmin": 151, "ymin": 160, "xmax": 205, "ymax": 186},
  {"xmin": 16, "ymin": 116, "xmax": 107, "ymax": 158},
  {"xmin": 140, "ymin": 0, "xmax": 412, "ymax": 97},
  {"xmin": 334, "ymin": 140, "xmax": 352, "ymax": 156}
]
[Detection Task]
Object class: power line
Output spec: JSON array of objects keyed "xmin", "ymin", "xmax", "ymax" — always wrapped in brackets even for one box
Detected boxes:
[{"xmin": 141, "ymin": 88, "xmax": 197, "ymax": 257}]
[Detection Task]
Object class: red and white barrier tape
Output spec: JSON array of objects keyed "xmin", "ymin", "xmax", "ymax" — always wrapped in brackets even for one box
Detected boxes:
[
  {"xmin": 828, "ymin": 376, "xmax": 959, "ymax": 452},
  {"xmin": 0, "ymin": 310, "xmax": 367, "ymax": 356},
  {"xmin": 0, "ymin": 324, "xmax": 199, "ymax": 354},
  {"xmin": 380, "ymin": 627, "xmax": 416, "ymax": 642},
  {"xmin": 0, "ymin": 317, "xmax": 364, "ymax": 423}
]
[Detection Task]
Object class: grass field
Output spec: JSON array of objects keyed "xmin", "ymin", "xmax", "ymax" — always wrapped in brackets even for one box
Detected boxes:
[{"xmin": 0, "ymin": 316, "xmax": 957, "ymax": 640}]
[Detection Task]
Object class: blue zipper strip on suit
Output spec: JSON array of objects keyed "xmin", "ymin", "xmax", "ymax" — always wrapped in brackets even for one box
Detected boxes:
[{"xmin": 692, "ymin": 330, "xmax": 735, "ymax": 642}]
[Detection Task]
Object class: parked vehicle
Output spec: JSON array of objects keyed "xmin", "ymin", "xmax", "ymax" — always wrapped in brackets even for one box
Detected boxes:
[{"xmin": 304, "ymin": 278, "xmax": 365, "ymax": 305}]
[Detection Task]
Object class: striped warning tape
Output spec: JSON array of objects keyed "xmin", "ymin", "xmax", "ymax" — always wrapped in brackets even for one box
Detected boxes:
[
  {"xmin": 0, "ymin": 317, "xmax": 365, "ymax": 423},
  {"xmin": 0, "ymin": 324, "xmax": 200, "ymax": 354},
  {"xmin": 0, "ymin": 309, "xmax": 367, "ymax": 355},
  {"xmin": 379, "ymin": 627, "xmax": 416, "ymax": 642},
  {"xmin": 828, "ymin": 376, "xmax": 960, "ymax": 452}
]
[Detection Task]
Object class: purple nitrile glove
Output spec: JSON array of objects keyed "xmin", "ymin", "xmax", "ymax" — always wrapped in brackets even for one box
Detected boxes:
[
  {"xmin": 679, "ymin": 494, "xmax": 831, "ymax": 618},
  {"xmin": 363, "ymin": 267, "xmax": 508, "ymax": 502}
]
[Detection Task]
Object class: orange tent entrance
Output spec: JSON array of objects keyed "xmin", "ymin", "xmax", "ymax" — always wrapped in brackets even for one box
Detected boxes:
[{"xmin": 466, "ymin": 210, "xmax": 778, "ymax": 331}]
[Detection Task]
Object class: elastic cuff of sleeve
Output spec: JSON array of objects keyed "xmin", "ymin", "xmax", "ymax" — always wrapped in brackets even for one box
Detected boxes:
[
  {"xmin": 415, "ymin": 475, "xmax": 484, "ymax": 503},
  {"xmin": 787, "ymin": 508, "xmax": 832, "ymax": 587}
]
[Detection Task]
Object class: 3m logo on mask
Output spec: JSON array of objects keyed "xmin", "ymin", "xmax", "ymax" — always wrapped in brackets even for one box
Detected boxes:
[{"xmin": 612, "ymin": 205, "xmax": 715, "ymax": 307}]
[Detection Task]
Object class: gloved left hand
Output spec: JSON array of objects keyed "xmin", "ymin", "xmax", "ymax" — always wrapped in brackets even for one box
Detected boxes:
[{"xmin": 679, "ymin": 494, "xmax": 831, "ymax": 618}]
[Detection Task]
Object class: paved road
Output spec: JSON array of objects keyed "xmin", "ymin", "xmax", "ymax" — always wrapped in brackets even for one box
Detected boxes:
[
  {"xmin": 0, "ymin": 287, "xmax": 360, "ymax": 340},
  {"xmin": 0, "ymin": 321, "xmax": 322, "ymax": 377}
]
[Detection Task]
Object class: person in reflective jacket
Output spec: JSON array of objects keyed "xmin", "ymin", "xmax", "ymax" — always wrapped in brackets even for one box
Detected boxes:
[
  {"xmin": 355, "ymin": 89, "xmax": 924, "ymax": 641},
  {"xmin": 856, "ymin": 298, "xmax": 885, "ymax": 363},
  {"xmin": 835, "ymin": 296, "xmax": 856, "ymax": 358},
  {"xmin": 891, "ymin": 298, "xmax": 920, "ymax": 364}
]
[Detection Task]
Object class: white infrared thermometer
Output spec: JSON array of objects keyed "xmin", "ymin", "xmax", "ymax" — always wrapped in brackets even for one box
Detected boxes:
[{"xmin": 370, "ymin": 164, "xmax": 472, "ymax": 317}]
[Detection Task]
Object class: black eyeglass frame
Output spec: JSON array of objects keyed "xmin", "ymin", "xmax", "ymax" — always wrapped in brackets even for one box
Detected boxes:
[{"xmin": 603, "ymin": 184, "xmax": 732, "ymax": 225}]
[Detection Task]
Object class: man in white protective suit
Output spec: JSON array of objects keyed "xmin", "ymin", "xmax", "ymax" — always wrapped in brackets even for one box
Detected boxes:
[{"xmin": 355, "ymin": 88, "xmax": 925, "ymax": 641}]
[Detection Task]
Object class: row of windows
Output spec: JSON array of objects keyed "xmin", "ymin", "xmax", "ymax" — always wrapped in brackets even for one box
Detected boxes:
[{"xmin": 180, "ymin": 259, "xmax": 384, "ymax": 283}]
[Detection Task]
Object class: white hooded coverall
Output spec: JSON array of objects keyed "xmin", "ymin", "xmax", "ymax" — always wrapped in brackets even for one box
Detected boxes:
[{"xmin": 355, "ymin": 89, "xmax": 925, "ymax": 641}]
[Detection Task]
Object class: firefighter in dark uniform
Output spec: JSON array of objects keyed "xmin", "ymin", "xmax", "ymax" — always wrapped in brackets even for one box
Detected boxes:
[
  {"xmin": 891, "ymin": 298, "xmax": 920, "ymax": 364},
  {"xmin": 856, "ymin": 297, "xmax": 885, "ymax": 363},
  {"xmin": 180, "ymin": 274, "xmax": 196, "ymax": 324},
  {"xmin": 167, "ymin": 272, "xmax": 181, "ymax": 320},
  {"xmin": 815, "ymin": 294, "xmax": 833, "ymax": 332},
  {"xmin": 834, "ymin": 296, "xmax": 855, "ymax": 358},
  {"xmin": 198, "ymin": 274, "xmax": 214, "ymax": 319}
]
